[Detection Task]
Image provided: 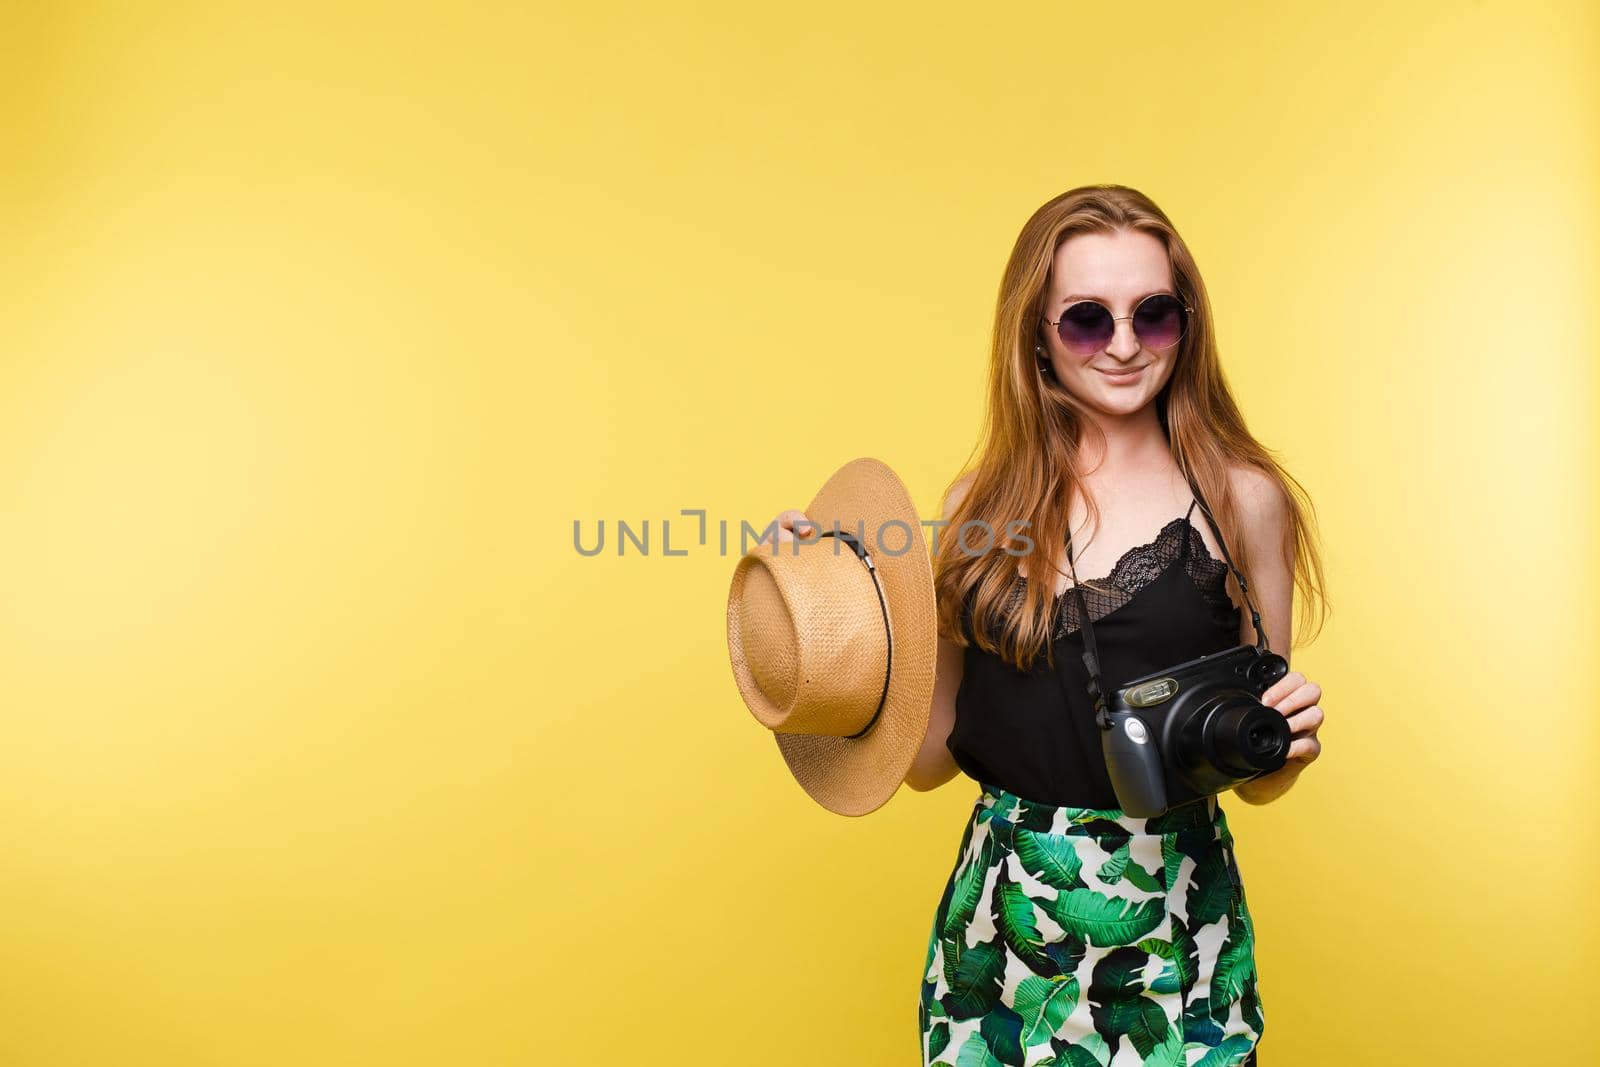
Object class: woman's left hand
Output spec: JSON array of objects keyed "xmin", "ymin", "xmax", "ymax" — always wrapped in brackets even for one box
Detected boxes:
[
  {"xmin": 1234, "ymin": 670, "xmax": 1324, "ymax": 803},
  {"xmin": 1262, "ymin": 670, "xmax": 1324, "ymax": 769}
]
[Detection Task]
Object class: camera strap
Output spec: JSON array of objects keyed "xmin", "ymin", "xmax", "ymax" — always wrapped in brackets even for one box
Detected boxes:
[{"xmin": 1063, "ymin": 473, "xmax": 1271, "ymax": 731}]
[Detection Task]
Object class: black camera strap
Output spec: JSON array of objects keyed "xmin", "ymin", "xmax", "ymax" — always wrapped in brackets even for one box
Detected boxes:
[{"xmin": 1064, "ymin": 473, "xmax": 1271, "ymax": 730}]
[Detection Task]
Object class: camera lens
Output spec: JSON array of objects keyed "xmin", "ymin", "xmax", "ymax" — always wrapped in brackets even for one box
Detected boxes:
[
  {"xmin": 1178, "ymin": 692, "xmax": 1292, "ymax": 776},
  {"xmin": 1246, "ymin": 722, "xmax": 1278, "ymax": 755}
]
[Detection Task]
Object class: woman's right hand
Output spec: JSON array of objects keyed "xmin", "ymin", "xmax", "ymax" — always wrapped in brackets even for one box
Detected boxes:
[{"xmin": 754, "ymin": 509, "xmax": 819, "ymax": 550}]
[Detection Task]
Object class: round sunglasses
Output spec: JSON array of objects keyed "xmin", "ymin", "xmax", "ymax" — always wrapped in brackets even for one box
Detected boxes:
[{"xmin": 1041, "ymin": 293, "xmax": 1194, "ymax": 356}]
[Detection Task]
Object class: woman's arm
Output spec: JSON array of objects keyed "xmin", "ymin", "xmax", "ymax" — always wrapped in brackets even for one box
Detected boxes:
[
  {"xmin": 904, "ymin": 473, "xmax": 974, "ymax": 792},
  {"xmin": 1228, "ymin": 466, "xmax": 1323, "ymax": 804},
  {"xmin": 904, "ymin": 634, "xmax": 965, "ymax": 791},
  {"xmin": 1231, "ymin": 465, "xmax": 1294, "ymax": 660}
]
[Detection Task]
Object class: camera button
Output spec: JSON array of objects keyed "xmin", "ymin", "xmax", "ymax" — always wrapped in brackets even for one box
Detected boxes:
[{"xmin": 1124, "ymin": 718, "xmax": 1150, "ymax": 745}]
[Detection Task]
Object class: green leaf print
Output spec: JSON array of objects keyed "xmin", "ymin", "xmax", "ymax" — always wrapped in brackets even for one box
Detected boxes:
[
  {"xmin": 1012, "ymin": 827, "xmax": 1085, "ymax": 890},
  {"xmin": 1205, "ymin": 992, "xmax": 1232, "ymax": 1032},
  {"xmin": 1181, "ymin": 996, "xmax": 1225, "ymax": 1047},
  {"xmin": 1014, "ymin": 798, "xmax": 1059, "ymax": 833},
  {"xmin": 941, "ymin": 932, "xmax": 1007, "ymax": 1021},
  {"xmin": 931, "ymin": 813, "xmax": 980, "ymax": 964},
  {"xmin": 1190, "ymin": 1034, "xmax": 1256, "ymax": 1066},
  {"xmin": 1145, "ymin": 804, "xmax": 1204, "ymax": 834},
  {"xmin": 978, "ymin": 1003, "xmax": 1027, "ymax": 1066},
  {"xmin": 975, "ymin": 804, "xmax": 1019, "ymax": 854},
  {"xmin": 977, "ymin": 797, "xmax": 1016, "ymax": 825},
  {"xmin": 1042, "ymin": 934, "xmax": 1088, "ymax": 979},
  {"xmin": 1185, "ymin": 848, "xmax": 1233, "ymax": 928},
  {"xmin": 1142, "ymin": 1025, "xmax": 1186, "ymax": 1066},
  {"xmin": 1097, "ymin": 841, "xmax": 1131, "ymax": 884},
  {"xmin": 954, "ymin": 1029, "xmax": 1005, "ymax": 1067},
  {"xmin": 1043, "ymin": 1030, "xmax": 1111, "ymax": 1067},
  {"xmin": 1241, "ymin": 977, "xmax": 1264, "ymax": 1034},
  {"xmin": 1168, "ymin": 921, "xmax": 1200, "ymax": 990},
  {"xmin": 1012, "ymin": 975, "xmax": 1079, "ymax": 1047},
  {"xmin": 927, "ymin": 800, "xmax": 1261, "ymax": 1067},
  {"xmin": 1087, "ymin": 946, "xmax": 1170, "ymax": 1057},
  {"xmin": 943, "ymin": 833, "xmax": 994, "ymax": 940},
  {"xmin": 1118, "ymin": 997, "xmax": 1171, "ymax": 1062},
  {"xmin": 991, "ymin": 867, "xmax": 1058, "ymax": 977},
  {"xmin": 1136, "ymin": 937, "xmax": 1180, "ymax": 995},
  {"xmin": 1160, "ymin": 835, "xmax": 1185, "ymax": 892},
  {"xmin": 1209, "ymin": 915, "xmax": 1256, "ymax": 1008},
  {"xmin": 1038, "ymin": 887, "xmax": 1165, "ymax": 947},
  {"xmin": 1122, "ymin": 858, "xmax": 1162, "ymax": 893},
  {"xmin": 1070, "ymin": 818, "xmax": 1132, "ymax": 854},
  {"xmin": 1231, "ymin": 885, "xmax": 1257, "ymax": 944}
]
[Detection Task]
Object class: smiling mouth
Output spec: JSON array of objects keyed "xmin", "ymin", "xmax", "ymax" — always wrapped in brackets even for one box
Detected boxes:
[{"xmin": 1097, "ymin": 366, "xmax": 1147, "ymax": 378}]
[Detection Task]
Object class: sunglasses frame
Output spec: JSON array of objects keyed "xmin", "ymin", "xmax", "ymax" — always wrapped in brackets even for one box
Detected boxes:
[{"xmin": 1040, "ymin": 292, "xmax": 1196, "ymax": 355}]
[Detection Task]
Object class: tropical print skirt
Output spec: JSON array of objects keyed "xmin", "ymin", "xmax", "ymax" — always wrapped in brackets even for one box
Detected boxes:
[{"xmin": 919, "ymin": 782, "xmax": 1264, "ymax": 1066}]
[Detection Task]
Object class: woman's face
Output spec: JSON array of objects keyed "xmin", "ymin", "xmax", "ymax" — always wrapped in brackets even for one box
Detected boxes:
[{"xmin": 1038, "ymin": 228, "xmax": 1182, "ymax": 418}]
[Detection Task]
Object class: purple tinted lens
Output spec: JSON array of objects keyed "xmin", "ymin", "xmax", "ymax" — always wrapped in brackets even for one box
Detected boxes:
[
  {"xmin": 1057, "ymin": 302, "xmax": 1113, "ymax": 353},
  {"xmin": 1133, "ymin": 294, "xmax": 1186, "ymax": 349}
]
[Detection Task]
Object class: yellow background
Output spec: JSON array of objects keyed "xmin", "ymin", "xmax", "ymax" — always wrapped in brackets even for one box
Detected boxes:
[{"xmin": 1, "ymin": 1, "xmax": 1594, "ymax": 1063}]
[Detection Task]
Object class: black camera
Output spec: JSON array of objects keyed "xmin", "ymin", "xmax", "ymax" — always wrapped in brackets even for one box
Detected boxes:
[
  {"xmin": 1066, "ymin": 479, "xmax": 1293, "ymax": 817},
  {"xmin": 1100, "ymin": 643, "xmax": 1291, "ymax": 817}
]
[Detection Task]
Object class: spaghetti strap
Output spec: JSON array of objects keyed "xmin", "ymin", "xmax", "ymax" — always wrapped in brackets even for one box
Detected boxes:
[{"xmin": 1180, "ymin": 497, "xmax": 1198, "ymax": 559}]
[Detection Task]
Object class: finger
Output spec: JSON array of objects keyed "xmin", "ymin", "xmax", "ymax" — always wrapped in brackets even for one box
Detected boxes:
[
  {"xmin": 778, "ymin": 509, "xmax": 819, "ymax": 535},
  {"xmin": 1269, "ymin": 679, "xmax": 1322, "ymax": 714},
  {"xmin": 1285, "ymin": 704, "xmax": 1324, "ymax": 736},
  {"xmin": 1260, "ymin": 670, "xmax": 1306, "ymax": 708},
  {"xmin": 764, "ymin": 511, "xmax": 814, "ymax": 547},
  {"xmin": 1288, "ymin": 736, "xmax": 1322, "ymax": 763}
]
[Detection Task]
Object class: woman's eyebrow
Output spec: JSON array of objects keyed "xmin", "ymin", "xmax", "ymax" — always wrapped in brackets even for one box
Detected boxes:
[{"xmin": 1058, "ymin": 289, "xmax": 1174, "ymax": 307}]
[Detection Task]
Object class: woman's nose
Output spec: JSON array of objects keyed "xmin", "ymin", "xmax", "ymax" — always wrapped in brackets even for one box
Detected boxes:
[{"xmin": 1106, "ymin": 317, "xmax": 1142, "ymax": 358}]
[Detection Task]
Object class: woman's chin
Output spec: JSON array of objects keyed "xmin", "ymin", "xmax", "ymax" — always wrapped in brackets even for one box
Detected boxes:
[{"xmin": 1081, "ymin": 385, "xmax": 1150, "ymax": 413}]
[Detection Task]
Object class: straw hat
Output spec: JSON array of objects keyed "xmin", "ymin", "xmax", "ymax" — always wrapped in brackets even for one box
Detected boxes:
[{"xmin": 725, "ymin": 457, "xmax": 939, "ymax": 816}]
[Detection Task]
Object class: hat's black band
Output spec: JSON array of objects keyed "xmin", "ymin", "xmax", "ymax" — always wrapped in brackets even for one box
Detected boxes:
[{"xmin": 818, "ymin": 529, "xmax": 892, "ymax": 740}]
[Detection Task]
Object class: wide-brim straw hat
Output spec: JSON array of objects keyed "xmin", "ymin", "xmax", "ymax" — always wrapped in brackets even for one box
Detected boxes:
[{"xmin": 725, "ymin": 457, "xmax": 938, "ymax": 816}]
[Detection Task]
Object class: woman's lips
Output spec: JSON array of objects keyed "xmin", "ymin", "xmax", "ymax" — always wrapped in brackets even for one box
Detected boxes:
[{"xmin": 1097, "ymin": 365, "xmax": 1147, "ymax": 382}]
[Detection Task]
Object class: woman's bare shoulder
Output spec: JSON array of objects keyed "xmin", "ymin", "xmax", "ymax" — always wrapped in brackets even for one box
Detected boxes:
[
  {"xmin": 1226, "ymin": 463, "xmax": 1287, "ymax": 525},
  {"xmin": 942, "ymin": 470, "xmax": 977, "ymax": 520}
]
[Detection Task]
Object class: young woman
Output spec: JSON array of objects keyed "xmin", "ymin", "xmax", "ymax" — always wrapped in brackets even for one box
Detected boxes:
[
  {"xmin": 905, "ymin": 185, "xmax": 1330, "ymax": 1066},
  {"xmin": 765, "ymin": 185, "xmax": 1327, "ymax": 1064}
]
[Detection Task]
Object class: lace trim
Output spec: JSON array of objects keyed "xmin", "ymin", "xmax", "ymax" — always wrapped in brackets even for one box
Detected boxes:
[{"xmin": 999, "ymin": 517, "xmax": 1238, "ymax": 641}]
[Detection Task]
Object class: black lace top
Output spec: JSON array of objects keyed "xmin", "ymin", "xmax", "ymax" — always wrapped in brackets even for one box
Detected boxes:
[{"xmin": 948, "ymin": 497, "xmax": 1244, "ymax": 808}]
